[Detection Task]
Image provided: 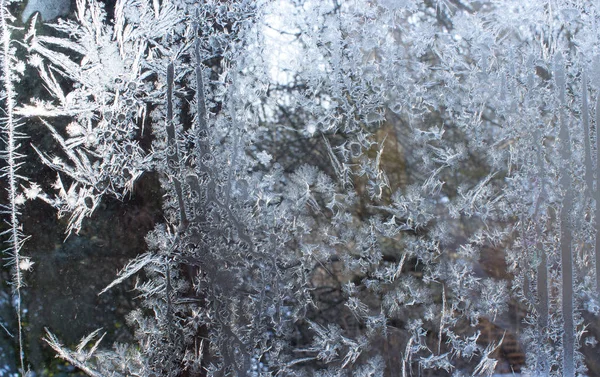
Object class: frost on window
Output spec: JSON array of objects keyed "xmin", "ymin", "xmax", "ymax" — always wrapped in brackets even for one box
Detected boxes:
[{"xmin": 1, "ymin": 0, "xmax": 600, "ymax": 376}]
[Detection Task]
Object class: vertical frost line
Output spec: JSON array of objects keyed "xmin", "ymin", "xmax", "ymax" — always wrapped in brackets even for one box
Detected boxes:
[
  {"xmin": 582, "ymin": 68, "xmax": 600, "ymax": 297},
  {"xmin": 554, "ymin": 52, "xmax": 575, "ymax": 377},
  {"xmin": 525, "ymin": 55, "xmax": 550, "ymax": 374},
  {"xmin": 581, "ymin": 72, "xmax": 593, "ymax": 196},
  {"xmin": 165, "ymin": 62, "xmax": 187, "ymax": 228},
  {"xmin": 194, "ymin": 25, "xmax": 208, "ymax": 143},
  {"xmin": 0, "ymin": 0, "xmax": 25, "ymax": 373},
  {"xmin": 595, "ymin": 81, "xmax": 600, "ymax": 295},
  {"xmin": 581, "ymin": 71, "xmax": 599, "ymax": 296},
  {"xmin": 533, "ymin": 128, "xmax": 549, "ymax": 375}
]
